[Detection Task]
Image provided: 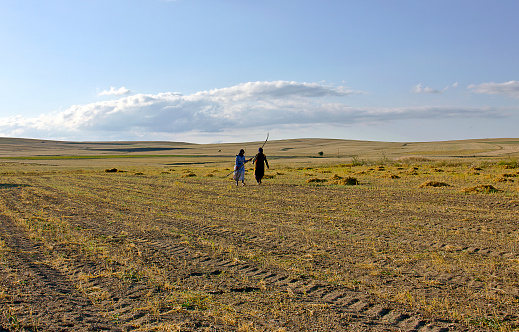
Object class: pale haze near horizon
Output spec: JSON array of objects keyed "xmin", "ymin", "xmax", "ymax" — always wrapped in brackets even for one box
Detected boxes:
[{"xmin": 1, "ymin": 0, "xmax": 518, "ymax": 143}]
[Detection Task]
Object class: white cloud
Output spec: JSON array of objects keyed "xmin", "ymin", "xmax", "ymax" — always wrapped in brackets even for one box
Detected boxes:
[
  {"xmin": 411, "ymin": 83, "xmax": 441, "ymax": 94},
  {"xmin": 98, "ymin": 86, "xmax": 132, "ymax": 96},
  {"xmin": 0, "ymin": 81, "xmax": 512, "ymax": 142},
  {"xmin": 412, "ymin": 82, "xmax": 461, "ymax": 94},
  {"xmin": 468, "ymin": 81, "xmax": 519, "ymax": 98}
]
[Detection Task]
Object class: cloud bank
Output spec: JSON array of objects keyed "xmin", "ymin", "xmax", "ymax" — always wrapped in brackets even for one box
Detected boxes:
[
  {"xmin": 0, "ymin": 81, "xmax": 511, "ymax": 142},
  {"xmin": 468, "ymin": 81, "xmax": 519, "ymax": 98}
]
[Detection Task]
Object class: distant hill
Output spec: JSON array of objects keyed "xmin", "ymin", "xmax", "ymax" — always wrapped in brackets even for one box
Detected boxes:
[{"xmin": 1, "ymin": 137, "xmax": 518, "ymax": 164}]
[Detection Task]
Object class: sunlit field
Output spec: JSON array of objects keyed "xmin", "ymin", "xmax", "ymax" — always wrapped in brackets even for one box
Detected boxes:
[{"xmin": 1, "ymin": 138, "xmax": 519, "ymax": 331}]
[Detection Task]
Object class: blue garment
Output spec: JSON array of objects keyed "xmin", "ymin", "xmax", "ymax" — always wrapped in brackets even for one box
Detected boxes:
[
  {"xmin": 235, "ymin": 155, "xmax": 246, "ymax": 169},
  {"xmin": 235, "ymin": 155, "xmax": 247, "ymax": 181}
]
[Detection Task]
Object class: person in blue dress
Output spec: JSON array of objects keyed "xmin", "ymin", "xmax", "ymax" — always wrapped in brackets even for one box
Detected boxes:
[{"xmin": 234, "ymin": 149, "xmax": 252, "ymax": 186}]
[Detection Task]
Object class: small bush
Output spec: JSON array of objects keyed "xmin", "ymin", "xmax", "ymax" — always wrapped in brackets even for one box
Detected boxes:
[
  {"xmin": 434, "ymin": 160, "xmax": 464, "ymax": 167},
  {"xmin": 105, "ymin": 168, "xmax": 118, "ymax": 173},
  {"xmin": 351, "ymin": 155, "xmax": 366, "ymax": 166},
  {"xmin": 395, "ymin": 156, "xmax": 432, "ymax": 164},
  {"xmin": 182, "ymin": 173, "xmax": 196, "ymax": 178}
]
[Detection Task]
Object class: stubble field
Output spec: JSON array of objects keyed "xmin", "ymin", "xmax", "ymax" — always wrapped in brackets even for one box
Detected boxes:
[{"xmin": 0, "ymin": 138, "xmax": 519, "ymax": 331}]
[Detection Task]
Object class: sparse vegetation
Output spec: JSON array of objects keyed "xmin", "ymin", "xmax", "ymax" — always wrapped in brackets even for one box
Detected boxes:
[{"xmin": 498, "ymin": 158, "xmax": 518, "ymax": 169}]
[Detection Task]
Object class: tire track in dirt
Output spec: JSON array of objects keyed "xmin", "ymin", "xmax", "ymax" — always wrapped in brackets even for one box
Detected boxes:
[
  {"xmin": 0, "ymin": 213, "xmax": 123, "ymax": 332},
  {"xmin": 130, "ymin": 234, "xmax": 471, "ymax": 331},
  {"xmin": 45, "ymin": 205, "xmax": 473, "ymax": 331},
  {"xmin": 0, "ymin": 212, "xmax": 224, "ymax": 329},
  {"xmin": 139, "ymin": 193, "xmax": 519, "ymax": 324}
]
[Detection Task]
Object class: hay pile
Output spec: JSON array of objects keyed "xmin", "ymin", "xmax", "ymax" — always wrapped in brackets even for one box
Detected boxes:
[
  {"xmin": 495, "ymin": 177, "xmax": 513, "ymax": 182},
  {"xmin": 462, "ymin": 184, "xmax": 501, "ymax": 193},
  {"xmin": 325, "ymin": 174, "xmax": 359, "ymax": 185},
  {"xmin": 335, "ymin": 177, "xmax": 360, "ymax": 185},
  {"xmin": 306, "ymin": 178, "xmax": 327, "ymax": 183},
  {"xmin": 380, "ymin": 173, "xmax": 400, "ymax": 179},
  {"xmin": 419, "ymin": 181, "xmax": 450, "ymax": 188}
]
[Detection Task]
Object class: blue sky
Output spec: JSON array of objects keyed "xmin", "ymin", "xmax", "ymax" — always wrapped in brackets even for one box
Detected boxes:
[{"xmin": 1, "ymin": 0, "xmax": 518, "ymax": 143}]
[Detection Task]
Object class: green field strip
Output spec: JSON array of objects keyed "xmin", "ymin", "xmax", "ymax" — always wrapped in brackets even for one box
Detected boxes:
[{"xmin": 0, "ymin": 154, "xmax": 215, "ymax": 160}]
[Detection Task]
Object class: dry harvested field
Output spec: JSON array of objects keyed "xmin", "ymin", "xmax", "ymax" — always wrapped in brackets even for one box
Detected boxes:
[{"xmin": 1, "ymin": 138, "xmax": 519, "ymax": 331}]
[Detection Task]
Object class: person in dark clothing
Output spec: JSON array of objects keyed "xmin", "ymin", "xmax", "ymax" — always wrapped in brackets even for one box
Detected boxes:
[{"xmin": 252, "ymin": 147, "xmax": 269, "ymax": 184}]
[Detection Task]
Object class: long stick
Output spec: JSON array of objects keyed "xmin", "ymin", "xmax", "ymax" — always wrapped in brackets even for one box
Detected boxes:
[
  {"xmin": 261, "ymin": 132, "xmax": 269, "ymax": 149},
  {"xmin": 223, "ymin": 163, "xmax": 245, "ymax": 178}
]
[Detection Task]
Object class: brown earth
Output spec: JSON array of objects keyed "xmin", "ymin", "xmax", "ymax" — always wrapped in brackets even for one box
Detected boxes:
[{"xmin": 1, "ymin": 163, "xmax": 518, "ymax": 331}]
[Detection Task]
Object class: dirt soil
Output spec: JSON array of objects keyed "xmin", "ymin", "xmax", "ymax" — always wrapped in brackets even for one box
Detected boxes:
[{"xmin": 0, "ymin": 170, "xmax": 518, "ymax": 331}]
